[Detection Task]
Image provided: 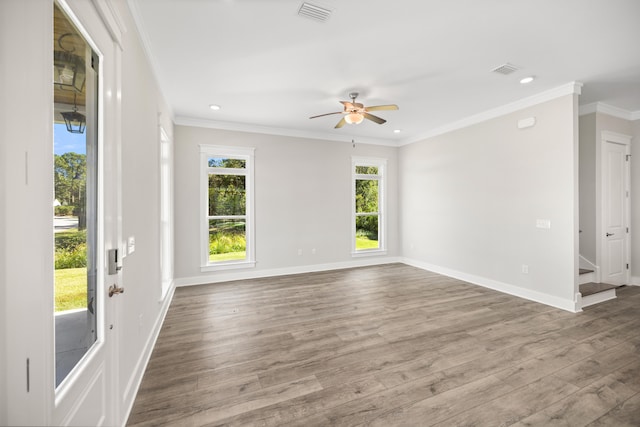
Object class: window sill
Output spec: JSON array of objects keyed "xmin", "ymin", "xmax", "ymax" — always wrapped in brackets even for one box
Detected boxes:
[
  {"xmin": 201, "ymin": 260, "xmax": 256, "ymax": 272},
  {"xmin": 351, "ymin": 249, "xmax": 387, "ymax": 258}
]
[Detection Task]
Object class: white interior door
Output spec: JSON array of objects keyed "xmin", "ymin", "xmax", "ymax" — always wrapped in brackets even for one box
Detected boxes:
[
  {"xmin": 601, "ymin": 133, "xmax": 631, "ymax": 286},
  {"xmin": 52, "ymin": 1, "xmax": 123, "ymax": 425}
]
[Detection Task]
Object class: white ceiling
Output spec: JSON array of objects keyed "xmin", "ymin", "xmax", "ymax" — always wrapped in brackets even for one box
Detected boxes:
[{"xmin": 130, "ymin": 0, "xmax": 640, "ymax": 145}]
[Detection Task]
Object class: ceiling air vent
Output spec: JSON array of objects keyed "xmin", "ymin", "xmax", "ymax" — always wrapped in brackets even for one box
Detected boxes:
[
  {"xmin": 298, "ymin": 2, "xmax": 332, "ymax": 22},
  {"xmin": 491, "ymin": 63, "xmax": 519, "ymax": 75}
]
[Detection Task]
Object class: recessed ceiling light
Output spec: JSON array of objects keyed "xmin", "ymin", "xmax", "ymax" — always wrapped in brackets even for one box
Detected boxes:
[
  {"xmin": 393, "ymin": 129, "xmax": 401, "ymax": 134},
  {"xmin": 209, "ymin": 104, "xmax": 221, "ymax": 111},
  {"xmin": 520, "ymin": 76, "xmax": 535, "ymax": 84}
]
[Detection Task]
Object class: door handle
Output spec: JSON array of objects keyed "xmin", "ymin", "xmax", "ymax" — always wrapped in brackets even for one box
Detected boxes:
[
  {"xmin": 606, "ymin": 232, "xmax": 614, "ymax": 237},
  {"xmin": 108, "ymin": 284, "xmax": 125, "ymax": 297}
]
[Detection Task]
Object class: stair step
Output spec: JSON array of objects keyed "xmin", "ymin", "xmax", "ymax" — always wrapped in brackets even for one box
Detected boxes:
[
  {"xmin": 580, "ymin": 282, "xmax": 618, "ymax": 308},
  {"xmin": 579, "ymin": 268, "xmax": 594, "ymax": 275},
  {"xmin": 579, "ymin": 270, "xmax": 595, "ymax": 285},
  {"xmin": 580, "ymin": 282, "xmax": 617, "ymax": 297}
]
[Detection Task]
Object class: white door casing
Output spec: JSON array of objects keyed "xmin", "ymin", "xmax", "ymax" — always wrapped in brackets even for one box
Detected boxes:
[{"xmin": 600, "ymin": 131, "xmax": 631, "ymax": 286}]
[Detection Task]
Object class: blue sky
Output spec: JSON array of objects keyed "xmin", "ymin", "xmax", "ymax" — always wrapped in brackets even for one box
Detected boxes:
[{"xmin": 54, "ymin": 123, "xmax": 86, "ymax": 155}]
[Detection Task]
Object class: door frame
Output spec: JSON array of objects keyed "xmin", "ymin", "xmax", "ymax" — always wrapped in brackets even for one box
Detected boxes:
[{"xmin": 598, "ymin": 130, "xmax": 631, "ymax": 286}]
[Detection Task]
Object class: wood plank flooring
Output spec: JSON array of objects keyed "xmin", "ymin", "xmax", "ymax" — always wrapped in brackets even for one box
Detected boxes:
[{"xmin": 127, "ymin": 264, "xmax": 640, "ymax": 426}]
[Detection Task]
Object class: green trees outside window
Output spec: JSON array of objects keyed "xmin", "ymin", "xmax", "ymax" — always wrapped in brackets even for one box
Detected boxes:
[
  {"xmin": 207, "ymin": 157, "xmax": 248, "ymax": 262},
  {"xmin": 54, "ymin": 152, "xmax": 88, "ymax": 311},
  {"xmin": 354, "ymin": 163, "xmax": 383, "ymax": 251}
]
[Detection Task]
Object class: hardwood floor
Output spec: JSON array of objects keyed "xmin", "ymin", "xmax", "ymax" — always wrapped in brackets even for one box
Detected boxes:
[{"xmin": 127, "ymin": 264, "xmax": 640, "ymax": 426}]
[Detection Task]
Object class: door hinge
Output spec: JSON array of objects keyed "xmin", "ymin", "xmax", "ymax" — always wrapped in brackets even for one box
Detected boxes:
[
  {"xmin": 627, "ymin": 263, "xmax": 630, "ymax": 270},
  {"xmin": 626, "ymin": 154, "xmax": 631, "ymax": 161},
  {"xmin": 26, "ymin": 358, "xmax": 30, "ymax": 392}
]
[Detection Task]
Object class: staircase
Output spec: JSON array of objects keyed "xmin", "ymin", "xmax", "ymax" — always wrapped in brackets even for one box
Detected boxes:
[{"xmin": 579, "ymin": 268, "xmax": 618, "ymax": 308}]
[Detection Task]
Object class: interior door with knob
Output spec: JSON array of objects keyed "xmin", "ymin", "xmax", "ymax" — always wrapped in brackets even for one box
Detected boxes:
[
  {"xmin": 601, "ymin": 133, "xmax": 631, "ymax": 286},
  {"xmin": 52, "ymin": 1, "xmax": 123, "ymax": 425}
]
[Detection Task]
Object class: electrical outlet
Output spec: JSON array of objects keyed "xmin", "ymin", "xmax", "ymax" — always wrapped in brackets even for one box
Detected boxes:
[
  {"xmin": 298, "ymin": 249, "xmax": 303, "ymax": 256},
  {"xmin": 522, "ymin": 264, "xmax": 529, "ymax": 274}
]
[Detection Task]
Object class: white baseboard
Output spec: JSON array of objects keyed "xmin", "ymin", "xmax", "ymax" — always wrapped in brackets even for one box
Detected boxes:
[
  {"xmin": 174, "ymin": 257, "xmax": 402, "ymax": 287},
  {"xmin": 121, "ymin": 279, "xmax": 176, "ymax": 426},
  {"xmin": 631, "ymin": 276, "xmax": 640, "ymax": 286},
  {"xmin": 401, "ymin": 258, "xmax": 580, "ymax": 313}
]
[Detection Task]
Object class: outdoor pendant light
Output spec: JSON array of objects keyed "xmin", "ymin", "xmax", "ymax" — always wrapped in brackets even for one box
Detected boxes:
[
  {"xmin": 61, "ymin": 93, "xmax": 86, "ymax": 134},
  {"xmin": 53, "ymin": 33, "xmax": 86, "ymax": 94}
]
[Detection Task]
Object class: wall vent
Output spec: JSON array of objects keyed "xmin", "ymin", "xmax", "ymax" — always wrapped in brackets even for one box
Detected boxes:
[
  {"xmin": 298, "ymin": 2, "xmax": 332, "ymax": 22},
  {"xmin": 492, "ymin": 63, "xmax": 519, "ymax": 75}
]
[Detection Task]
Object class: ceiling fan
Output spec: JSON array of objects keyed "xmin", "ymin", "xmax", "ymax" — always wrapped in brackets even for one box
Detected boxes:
[{"xmin": 309, "ymin": 92, "xmax": 398, "ymax": 128}]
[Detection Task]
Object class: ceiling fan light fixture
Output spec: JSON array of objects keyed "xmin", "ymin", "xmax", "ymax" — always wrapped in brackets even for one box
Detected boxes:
[{"xmin": 345, "ymin": 112, "xmax": 364, "ymax": 125}]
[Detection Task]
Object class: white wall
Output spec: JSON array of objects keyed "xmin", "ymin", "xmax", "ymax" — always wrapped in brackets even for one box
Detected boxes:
[
  {"xmin": 633, "ymin": 119, "xmax": 640, "ymax": 283},
  {"xmin": 115, "ymin": 0, "xmax": 175, "ymax": 416},
  {"xmin": 0, "ymin": 1, "xmax": 55, "ymax": 424},
  {"xmin": 400, "ymin": 95, "xmax": 579, "ymax": 311},
  {"xmin": 174, "ymin": 126, "xmax": 399, "ymax": 284},
  {"xmin": 579, "ymin": 113, "xmax": 597, "ymax": 262},
  {"xmin": 0, "ymin": 4, "xmax": 9, "ymax": 421}
]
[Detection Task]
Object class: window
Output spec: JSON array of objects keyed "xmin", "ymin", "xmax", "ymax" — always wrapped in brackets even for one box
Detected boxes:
[
  {"xmin": 160, "ymin": 126, "xmax": 173, "ymax": 297},
  {"xmin": 200, "ymin": 145, "xmax": 255, "ymax": 271},
  {"xmin": 352, "ymin": 157, "xmax": 386, "ymax": 255}
]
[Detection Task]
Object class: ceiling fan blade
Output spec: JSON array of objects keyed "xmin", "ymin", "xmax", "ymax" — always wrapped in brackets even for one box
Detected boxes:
[
  {"xmin": 309, "ymin": 111, "xmax": 343, "ymax": 119},
  {"xmin": 335, "ymin": 117, "xmax": 347, "ymax": 128},
  {"xmin": 365, "ymin": 104, "xmax": 399, "ymax": 112},
  {"xmin": 340, "ymin": 101, "xmax": 355, "ymax": 110},
  {"xmin": 363, "ymin": 112, "xmax": 387, "ymax": 125}
]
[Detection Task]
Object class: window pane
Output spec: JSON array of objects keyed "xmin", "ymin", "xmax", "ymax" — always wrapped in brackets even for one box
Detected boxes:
[
  {"xmin": 355, "ymin": 165, "xmax": 378, "ymax": 174},
  {"xmin": 209, "ymin": 219, "xmax": 246, "ymax": 262},
  {"xmin": 355, "ymin": 179, "xmax": 378, "ymax": 213},
  {"xmin": 355, "ymin": 215, "xmax": 379, "ymax": 250},
  {"xmin": 209, "ymin": 174, "xmax": 246, "ymax": 216},
  {"xmin": 53, "ymin": 3, "xmax": 98, "ymax": 387},
  {"xmin": 208, "ymin": 157, "xmax": 246, "ymax": 168}
]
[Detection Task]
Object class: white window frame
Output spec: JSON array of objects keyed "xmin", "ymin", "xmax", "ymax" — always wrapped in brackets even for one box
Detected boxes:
[
  {"xmin": 200, "ymin": 144, "xmax": 255, "ymax": 271},
  {"xmin": 159, "ymin": 126, "xmax": 173, "ymax": 297},
  {"xmin": 352, "ymin": 156, "xmax": 387, "ymax": 257}
]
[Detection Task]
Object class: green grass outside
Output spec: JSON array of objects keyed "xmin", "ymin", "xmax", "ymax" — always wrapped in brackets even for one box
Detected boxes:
[
  {"xmin": 55, "ymin": 267, "xmax": 87, "ymax": 312},
  {"xmin": 356, "ymin": 235, "xmax": 379, "ymax": 250},
  {"xmin": 210, "ymin": 251, "xmax": 246, "ymax": 262},
  {"xmin": 209, "ymin": 224, "xmax": 246, "ymax": 262}
]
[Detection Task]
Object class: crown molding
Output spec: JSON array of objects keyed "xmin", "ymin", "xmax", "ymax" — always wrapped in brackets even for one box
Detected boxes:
[
  {"xmin": 174, "ymin": 116, "xmax": 399, "ymax": 147},
  {"xmin": 177, "ymin": 83, "xmax": 585, "ymax": 148},
  {"xmin": 398, "ymin": 81, "xmax": 583, "ymax": 146},
  {"xmin": 579, "ymin": 102, "xmax": 639, "ymax": 121}
]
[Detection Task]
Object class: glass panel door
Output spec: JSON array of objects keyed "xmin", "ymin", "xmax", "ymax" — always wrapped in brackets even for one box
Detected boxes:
[{"xmin": 53, "ymin": 3, "xmax": 99, "ymax": 387}]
